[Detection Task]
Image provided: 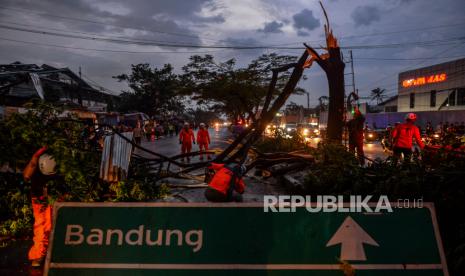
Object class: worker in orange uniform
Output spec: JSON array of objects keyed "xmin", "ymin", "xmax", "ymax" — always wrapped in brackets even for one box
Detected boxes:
[
  {"xmin": 346, "ymin": 109, "xmax": 365, "ymax": 165},
  {"xmin": 23, "ymin": 146, "xmax": 58, "ymax": 267},
  {"xmin": 196, "ymin": 123, "xmax": 211, "ymax": 161},
  {"xmin": 205, "ymin": 163, "xmax": 246, "ymax": 202},
  {"xmin": 179, "ymin": 122, "xmax": 195, "ymax": 162},
  {"xmin": 391, "ymin": 113, "xmax": 425, "ymax": 161}
]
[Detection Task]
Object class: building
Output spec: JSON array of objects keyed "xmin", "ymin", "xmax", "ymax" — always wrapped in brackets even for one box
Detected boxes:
[
  {"xmin": 365, "ymin": 58, "xmax": 465, "ymax": 128},
  {"xmin": 0, "ymin": 62, "xmax": 118, "ymax": 112},
  {"xmin": 377, "ymin": 96, "xmax": 398, "ymax": 113},
  {"xmin": 398, "ymin": 58, "xmax": 465, "ymax": 112}
]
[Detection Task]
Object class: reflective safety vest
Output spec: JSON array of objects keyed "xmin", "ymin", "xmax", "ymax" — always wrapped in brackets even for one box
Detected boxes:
[
  {"xmin": 208, "ymin": 163, "xmax": 245, "ymax": 196},
  {"xmin": 392, "ymin": 122, "xmax": 425, "ymax": 149}
]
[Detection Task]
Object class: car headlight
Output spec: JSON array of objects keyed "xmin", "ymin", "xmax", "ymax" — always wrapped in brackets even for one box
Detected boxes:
[
  {"xmin": 368, "ymin": 133, "xmax": 374, "ymax": 138},
  {"xmin": 287, "ymin": 127, "xmax": 291, "ymax": 132},
  {"xmin": 433, "ymin": 134, "xmax": 440, "ymax": 138},
  {"xmin": 303, "ymin": 128, "xmax": 309, "ymax": 135}
]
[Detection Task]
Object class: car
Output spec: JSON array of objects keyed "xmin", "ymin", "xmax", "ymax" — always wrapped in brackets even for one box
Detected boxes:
[
  {"xmin": 297, "ymin": 123, "xmax": 320, "ymax": 138},
  {"xmin": 364, "ymin": 129, "xmax": 378, "ymax": 143}
]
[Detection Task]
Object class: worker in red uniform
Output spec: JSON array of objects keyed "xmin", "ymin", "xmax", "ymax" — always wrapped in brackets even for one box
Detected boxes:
[
  {"xmin": 179, "ymin": 122, "xmax": 195, "ymax": 162},
  {"xmin": 205, "ymin": 163, "xmax": 246, "ymax": 202},
  {"xmin": 196, "ymin": 123, "xmax": 211, "ymax": 161},
  {"xmin": 346, "ymin": 109, "xmax": 365, "ymax": 165},
  {"xmin": 391, "ymin": 113, "xmax": 425, "ymax": 161},
  {"xmin": 23, "ymin": 146, "xmax": 58, "ymax": 267}
]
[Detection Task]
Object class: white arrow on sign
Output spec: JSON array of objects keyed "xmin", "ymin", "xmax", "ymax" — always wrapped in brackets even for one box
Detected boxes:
[{"xmin": 326, "ymin": 216, "xmax": 379, "ymax": 261}]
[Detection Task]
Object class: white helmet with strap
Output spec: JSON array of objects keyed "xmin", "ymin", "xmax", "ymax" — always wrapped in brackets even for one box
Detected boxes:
[
  {"xmin": 405, "ymin": 113, "xmax": 417, "ymax": 121},
  {"xmin": 38, "ymin": 154, "xmax": 57, "ymax": 175}
]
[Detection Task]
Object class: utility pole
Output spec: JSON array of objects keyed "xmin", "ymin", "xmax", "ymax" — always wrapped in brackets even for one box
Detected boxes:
[
  {"xmin": 350, "ymin": 50, "xmax": 356, "ymax": 95},
  {"xmin": 79, "ymin": 66, "xmax": 82, "ymax": 79},
  {"xmin": 306, "ymin": 91, "xmax": 310, "ymax": 109}
]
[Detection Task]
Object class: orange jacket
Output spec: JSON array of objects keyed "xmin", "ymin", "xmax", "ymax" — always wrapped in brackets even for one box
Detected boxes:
[
  {"xmin": 392, "ymin": 122, "xmax": 424, "ymax": 149},
  {"xmin": 208, "ymin": 163, "xmax": 245, "ymax": 195},
  {"xmin": 179, "ymin": 128, "xmax": 195, "ymax": 144},
  {"xmin": 196, "ymin": 129, "xmax": 210, "ymax": 144}
]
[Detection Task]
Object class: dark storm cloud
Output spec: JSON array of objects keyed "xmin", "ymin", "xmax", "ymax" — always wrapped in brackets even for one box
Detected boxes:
[
  {"xmin": 0, "ymin": 0, "xmax": 222, "ymax": 44},
  {"xmin": 292, "ymin": 9, "xmax": 320, "ymax": 34},
  {"xmin": 1, "ymin": 0, "xmax": 464, "ymax": 101},
  {"xmin": 351, "ymin": 5, "xmax": 382, "ymax": 27},
  {"xmin": 257, "ymin": 21, "xmax": 284, "ymax": 34}
]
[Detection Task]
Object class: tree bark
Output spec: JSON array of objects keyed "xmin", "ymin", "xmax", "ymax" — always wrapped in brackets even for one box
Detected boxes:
[
  {"xmin": 304, "ymin": 45, "xmax": 345, "ymax": 142},
  {"xmin": 325, "ymin": 50, "xmax": 345, "ymax": 141}
]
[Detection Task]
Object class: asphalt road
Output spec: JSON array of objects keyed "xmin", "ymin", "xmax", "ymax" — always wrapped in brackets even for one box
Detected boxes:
[
  {"xmin": 136, "ymin": 130, "xmax": 389, "ymax": 163},
  {"xmin": 302, "ymin": 137, "xmax": 389, "ymax": 162},
  {"xmin": 136, "ymin": 126, "xmax": 232, "ymax": 160},
  {"xmin": 363, "ymin": 141, "xmax": 390, "ymax": 161}
]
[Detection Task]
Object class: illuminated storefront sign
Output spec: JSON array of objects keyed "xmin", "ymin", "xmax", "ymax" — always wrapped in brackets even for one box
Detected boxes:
[{"xmin": 402, "ymin": 73, "xmax": 447, "ymax": 88}]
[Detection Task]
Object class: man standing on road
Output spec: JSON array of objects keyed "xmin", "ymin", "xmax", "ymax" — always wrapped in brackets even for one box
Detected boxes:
[
  {"xmin": 346, "ymin": 109, "xmax": 365, "ymax": 165},
  {"xmin": 23, "ymin": 147, "xmax": 59, "ymax": 268},
  {"xmin": 133, "ymin": 121, "xmax": 142, "ymax": 145},
  {"xmin": 391, "ymin": 113, "xmax": 425, "ymax": 161},
  {"xmin": 179, "ymin": 123, "xmax": 195, "ymax": 162},
  {"xmin": 197, "ymin": 123, "xmax": 211, "ymax": 161}
]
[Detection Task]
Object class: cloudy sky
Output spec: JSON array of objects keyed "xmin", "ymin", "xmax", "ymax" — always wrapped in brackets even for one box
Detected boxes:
[{"xmin": 0, "ymin": 0, "xmax": 464, "ymax": 107}]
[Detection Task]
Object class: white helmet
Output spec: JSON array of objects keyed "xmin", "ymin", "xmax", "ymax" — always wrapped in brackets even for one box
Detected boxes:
[
  {"xmin": 405, "ymin": 113, "xmax": 417, "ymax": 121},
  {"xmin": 200, "ymin": 123, "xmax": 205, "ymax": 127},
  {"xmin": 38, "ymin": 154, "xmax": 57, "ymax": 175}
]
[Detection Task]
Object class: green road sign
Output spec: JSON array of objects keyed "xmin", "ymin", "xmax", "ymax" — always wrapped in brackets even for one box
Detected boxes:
[{"xmin": 44, "ymin": 202, "xmax": 448, "ymax": 276}]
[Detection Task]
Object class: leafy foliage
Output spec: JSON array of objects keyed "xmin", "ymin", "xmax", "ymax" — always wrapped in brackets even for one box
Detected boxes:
[
  {"xmin": 0, "ymin": 173, "xmax": 32, "ymax": 240},
  {"xmin": 0, "ymin": 103, "xmax": 168, "ymax": 244},
  {"xmin": 181, "ymin": 53, "xmax": 305, "ymax": 122},
  {"xmin": 113, "ymin": 63, "xmax": 185, "ymax": 116},
  {"xmin": 254, "ymin": 129, "xmax": 309, "ymax": 153}
]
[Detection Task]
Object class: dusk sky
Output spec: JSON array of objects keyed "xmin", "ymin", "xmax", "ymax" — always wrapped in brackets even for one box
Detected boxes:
[{"xmin": 1, "ymin": 0, "xmax": 464, "ymax": 107}]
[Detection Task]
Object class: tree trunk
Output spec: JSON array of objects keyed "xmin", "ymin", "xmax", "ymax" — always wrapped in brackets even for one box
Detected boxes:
[
  {"xmin": 326, "ymin": 66, "xmax": 345, "ymax": 141},
  {"xmin": 225, "ymin": 51, "xmax": 309, "ymax": 162},
  {"xmin": 323, "ymin": 47, "xmax": 345, "ymax": 142}
]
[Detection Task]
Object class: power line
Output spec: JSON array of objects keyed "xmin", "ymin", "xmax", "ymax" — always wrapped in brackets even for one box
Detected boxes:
[
  {"xmin": 0, "ymin": 37, "xmax": 225, "ymax": 54},
  {"xmin": 0, "ymin": 5, "xmax": 228, "ymax": 45},
  {"xmin": 4, "ymin": 5, "xmax": 465, "ymax": 49},
  {"xmin": 0, "ymin": 20, "xmax": 211, "ymax": 46},
  {"xmin": 353, "ymin": 55, "xmax": 465, "ymax": 61},
  {"xmin": 1, "ymin": 24, "xmax": 464, "ymax": 50},
  {"xmin": 81, "ymin": 73, "xmax": 119, "ymax": 95},
  {"xmin": 266, "ymin": 23, "xmax": 465, "ymax": 46}
]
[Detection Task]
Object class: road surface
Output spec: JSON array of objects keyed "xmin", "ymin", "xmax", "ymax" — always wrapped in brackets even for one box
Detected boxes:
[{"xmin": 136, "ymin": 126, "xmax": 231, "ymax": 159}]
